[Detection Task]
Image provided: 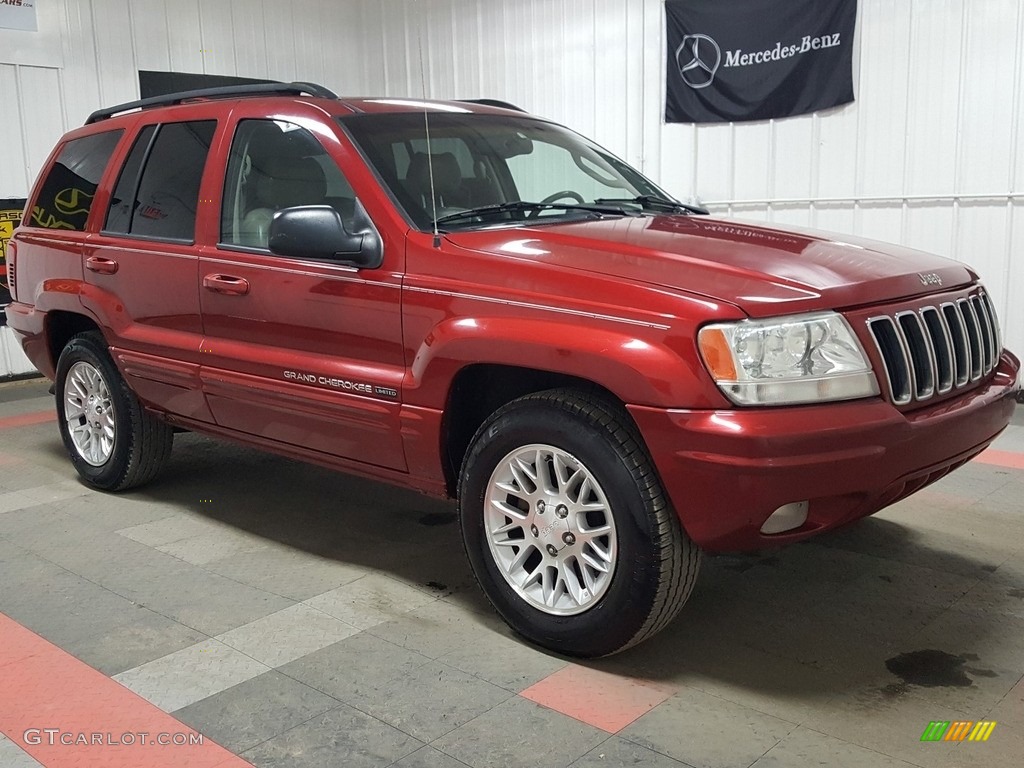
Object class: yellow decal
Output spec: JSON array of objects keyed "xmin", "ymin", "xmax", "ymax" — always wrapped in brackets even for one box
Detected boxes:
[{"xmin": 54, "ymin": 187, "xmax": 94, "ymax": 216}]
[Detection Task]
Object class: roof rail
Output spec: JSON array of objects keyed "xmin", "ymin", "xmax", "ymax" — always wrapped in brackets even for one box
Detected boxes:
[
  {"xmin": 85, "ymin": 81, "xmax": 338, "ymax": 125},
  {"xmin": 458, "ymin": 99, "xmax": 527, "ymax": 113}
]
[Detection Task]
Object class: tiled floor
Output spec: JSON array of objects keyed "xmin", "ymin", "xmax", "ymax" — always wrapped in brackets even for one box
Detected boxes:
[{"xmin": 0, "ymin": 377, "xmax": 1021, "ymax": 768}]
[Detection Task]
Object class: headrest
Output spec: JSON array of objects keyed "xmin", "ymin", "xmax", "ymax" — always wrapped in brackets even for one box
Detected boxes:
[
  {"xmin": 406, "ymin": 152, "xmax": 463, "ymax": 197},
  {"xmin": 255, "ymin": 156, "xmax": 326, "ymax": 209}
]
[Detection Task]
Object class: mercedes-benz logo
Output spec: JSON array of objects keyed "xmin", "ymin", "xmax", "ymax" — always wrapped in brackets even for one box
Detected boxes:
[{"xmin": 676, "ymin": 34, "xmax": 721, "ymax": 89}]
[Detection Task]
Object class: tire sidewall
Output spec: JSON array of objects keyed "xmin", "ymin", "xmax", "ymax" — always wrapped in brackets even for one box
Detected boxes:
[
  {"xmin": 459, "ymin": 399, "xmax": 664, "ymax": 657},
  {"xmin": 55, "ymin": 335, "xmax": 135, "ymax": 489}
]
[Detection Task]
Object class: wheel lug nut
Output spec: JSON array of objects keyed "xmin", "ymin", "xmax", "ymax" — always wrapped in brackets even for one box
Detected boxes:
[
  {"xmin": 537, "ymin": 501, "xmax": 546, "ymax": 514},
  {"xmin": 562, "ymin": 532, "xmax": 576, "ymax": 545},
  {"xmin": 530, "ymin": 524, "xmax": 539, "ymax": 537},
  {"xmin": 546, "ymin": 544, "xmax": 558, "ymax": 556},
  {"xmin": 556, "ymin": 504, "xmax": 568, "ymax": 519}
]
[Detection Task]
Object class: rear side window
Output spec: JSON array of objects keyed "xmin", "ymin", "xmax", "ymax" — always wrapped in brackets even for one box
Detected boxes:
[
  {"xmin": 30, "ymin": 130, "xmax": 123, "ymax": 231},
  {"xmin": 104, "ymin": 120, "xmax": 216, "ymax": 242}
]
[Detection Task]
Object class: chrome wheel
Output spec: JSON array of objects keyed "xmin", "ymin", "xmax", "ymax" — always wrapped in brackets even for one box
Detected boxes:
[
  {"xmin": 485, "ymin": 443, "xmax": 618, "ymax": 616},
  {"xmin": 64, "ymin": 361, "xmax": 116, "ymax": 466}
]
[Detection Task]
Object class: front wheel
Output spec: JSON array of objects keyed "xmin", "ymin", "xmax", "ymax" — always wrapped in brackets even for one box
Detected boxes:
[
  {"xmin": 458, "ymin": 389, "xmax": 700, "ymax": 657},
  {"xmin": 55, "ymin": 332, "xmax": 173, "ymax": 491}
]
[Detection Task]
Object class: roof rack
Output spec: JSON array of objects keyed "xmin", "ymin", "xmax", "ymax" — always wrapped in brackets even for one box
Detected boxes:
[
  {"xmin": 458, "ymin": 99, "xmax": 527, "ymax": 113},
  {"xmin": 85, "ymin": 81, "xmax": 338, "ymax": 125}
]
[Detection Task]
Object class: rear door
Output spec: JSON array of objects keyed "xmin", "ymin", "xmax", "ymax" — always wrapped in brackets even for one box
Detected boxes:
[
  {"xmin": 197, "ymin": 108, "xmax": 407, "ymax": 471},
  {"xmin": 81, "ymin": 111, "xmax": 222, "ymax": 422}
]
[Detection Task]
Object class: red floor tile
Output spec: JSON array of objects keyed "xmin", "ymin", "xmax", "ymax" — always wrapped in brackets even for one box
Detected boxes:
[
  {"xmin": 520, "ymin": 663, "xmax": 676, "ymax": 733},
  {"xmin": 0, "ymin": 613, "xmax": 252, "ymax": 768},
  {"xmin": 974, "ymin": 448, "xmax": 1024, "ymax": 471},
  {"xmin": 0, "ymin": 410, "xmax": 54, "ymax": 430}
]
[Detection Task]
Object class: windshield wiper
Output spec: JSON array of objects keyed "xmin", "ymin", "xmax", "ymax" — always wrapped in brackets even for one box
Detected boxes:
[
  {"xmin": 434, "ymin": 201, "xmax": 635, "ymax": 228},
  {"xmin": 593, "ymin": 195, "xmax": 709, "ymax": 215}
]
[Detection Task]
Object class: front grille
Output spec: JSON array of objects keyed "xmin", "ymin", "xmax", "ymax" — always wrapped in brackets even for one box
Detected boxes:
[{"xmin": 867, "ymin": 289, "xmax": 1001, "ymax": 405}]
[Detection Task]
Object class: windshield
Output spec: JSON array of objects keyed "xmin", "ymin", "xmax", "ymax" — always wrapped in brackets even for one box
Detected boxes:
[{"xmin": 339, "ymin": 112, "xmax": 671, "ymax": 230}]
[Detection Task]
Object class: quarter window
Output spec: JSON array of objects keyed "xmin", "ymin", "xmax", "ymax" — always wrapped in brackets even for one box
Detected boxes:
[
  {"xmin": 221, "ymin": 119, "xmax": 356, "ymax": 249},
  {"xmin": 104, "ymin": 120, "xmax": 216, "ymax": 242},
  {"xmin": 30, "ymin": 130, "xmax": 123, "ymax": 231}
]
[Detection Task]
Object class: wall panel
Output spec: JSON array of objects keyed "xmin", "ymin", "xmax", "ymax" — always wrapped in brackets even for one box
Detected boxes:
[{"xmin": 1, "ymin": 0, "xmax": 1022, "ymax": 357}]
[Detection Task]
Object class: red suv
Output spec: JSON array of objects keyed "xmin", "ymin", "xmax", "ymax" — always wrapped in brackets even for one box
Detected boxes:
[{"xmin": 7, "ymin": 82, "xmax": 1019, "ymax": 656}]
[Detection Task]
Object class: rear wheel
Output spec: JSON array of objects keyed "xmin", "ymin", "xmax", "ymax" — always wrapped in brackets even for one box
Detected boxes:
[
  {"xmin": 458, "ymin": 389, "xmax": 700, "ymax": 657},
  {"xmin": 55, "ymin": 332, "xmax": 173, "ymax": 490}
]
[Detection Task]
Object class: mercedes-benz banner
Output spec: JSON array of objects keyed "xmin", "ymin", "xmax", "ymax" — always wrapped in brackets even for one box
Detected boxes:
[{"xmin": 665, "ymin": 0, "xmax": 857, "ymax": 124}]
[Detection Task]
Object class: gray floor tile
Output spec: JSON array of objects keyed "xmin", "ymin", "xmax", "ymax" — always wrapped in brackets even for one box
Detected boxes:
[
  {"xmin": 750, "ymin": 726, "xmax": 923, "ymax": 768},
  {"xmin": 799, "ymin": 687, "xmax": 971, "ymax": 766},
  {"xmin": 155, "ymin": 531, "xmax": 269, "ymax": 565},
  {"xmin": 0, "ymin": 490, "xmax": 43, "ymax": 514},
  {"xmin": 620, "ymin": 687, "xmax": 796, "ymax": 768},
  {"xmin": 113, "ymin": 638, "xmax": 270, "ymax": 712},
  {"xmin": 391, "ymin": 746, "xmax": 474, "ymax": 768},
  {"xmin": 64, "ymin": 493, "xmax": 181, "ymax": 531},
  {"xmin": 0, "ymin": 734, "xmax": 43, "ymax": 767},
  {"xmin": 60, "ymin": 608, "xmax": 209, "ymax": 676},
  {"xmin": 174, "ymin": 670, "xmax": 340, "ymax": 754},
  {"xmin": 0, "ymin": 552, "xmax": 146, "ymax": 647},
  {"xmin": 345, "ymin": 660, "xmax": 514, "ymax": 741},
  {"xmin": 304, "ymin": 573, "xmax": 439, "ymax": 629},
  {"xmin": 366, "ymin": 597, "xmax": 506, "ymax": 660},
  {"xmin": 438, "ymin": 626, "xmax": 568, "ymax": 693},
  {"xmin": 432, "ymin": 697, "xmax": 607, "ymax": 768},
  {"xmin": 203, "ymin": 545, "xmax": 368, "ymax": 601},
  {"xmin": 117, "ymin": 514, "xmax": 229, "ymax": 547},
  {"xmin": 569, "ymin": 736, "xmax": 692, "ymax": 768},
  {"xmin": 278, "ymin": 632, "xmax": 433, "ymax": 702},
  {"xmin": 215, "ymin": 603, "xmax": 360, "ymax": 668},
  {"xmin": 241, "ymin": 704, "xmax": 422, "ymax": 768}
]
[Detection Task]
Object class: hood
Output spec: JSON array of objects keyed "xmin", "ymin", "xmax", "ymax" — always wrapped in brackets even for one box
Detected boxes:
[{"xmin": 443, "ymin": 215, "xmax": 974, "ymax": 317}]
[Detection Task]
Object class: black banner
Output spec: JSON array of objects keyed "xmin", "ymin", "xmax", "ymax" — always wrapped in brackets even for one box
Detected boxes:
[
  {"xmin": 665, "ymin": 0, "xmax": 857, "ymax": 124},
  {"xmin": 139, "ymin": 70, "xmax": 275, "ymax": 99}
]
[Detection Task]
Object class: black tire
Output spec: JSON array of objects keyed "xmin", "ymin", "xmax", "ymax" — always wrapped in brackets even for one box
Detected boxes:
[
  {"xmin": 55, "ymin": 331, "xmax": 173, "ymax": 491},
  {"xmin": 458, "ymin": 389, "xmax": 700, "ymax": 657}
]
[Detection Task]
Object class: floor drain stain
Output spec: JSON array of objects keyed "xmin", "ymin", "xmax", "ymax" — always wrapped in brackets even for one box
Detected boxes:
[{"xmin": 885, "ymin": 650, "xmax": 990, "ymax": 688}]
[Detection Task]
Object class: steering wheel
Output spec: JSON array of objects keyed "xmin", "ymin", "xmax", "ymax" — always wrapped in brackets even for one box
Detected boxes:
[{"xmin": 527, "ymin": 190, "xmax": 586, "ymax": 218}]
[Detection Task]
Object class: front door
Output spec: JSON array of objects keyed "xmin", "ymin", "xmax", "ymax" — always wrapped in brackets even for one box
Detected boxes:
[{"xmin": 197, "ymin": 114, "xmax": 406, "ymax": 471}]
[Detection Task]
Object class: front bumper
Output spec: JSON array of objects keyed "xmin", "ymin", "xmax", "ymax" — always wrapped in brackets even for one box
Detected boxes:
[{"xmin": 629, "ymin": 350, "xmax": 1020, "ymax": 552}]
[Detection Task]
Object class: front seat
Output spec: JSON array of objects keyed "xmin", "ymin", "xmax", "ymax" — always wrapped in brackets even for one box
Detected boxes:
[
  {"xmin": 238, "ymin": 156, "xmax": 327, "ymax": 248},
  {"xmin": 405, "ymin": 152, "xmax": 465, "ymax": 216}
]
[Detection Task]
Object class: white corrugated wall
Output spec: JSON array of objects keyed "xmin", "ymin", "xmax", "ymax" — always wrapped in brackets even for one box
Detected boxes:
[{"xmin": 1, "ymin": 0, "xmax": 1022, "ymax": 366}]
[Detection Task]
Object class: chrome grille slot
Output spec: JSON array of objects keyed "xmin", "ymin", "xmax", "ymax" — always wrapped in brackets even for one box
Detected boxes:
[
  {"xmin": 896, "ymin": 311, "xmax": 934, "ymax": 399},
  {"xmin": 921, "ymin": 307, "xmax": 953, "ymax": 393},
  {"xmin": 941, "ymin": 302, "xmax": 970, "ymax": 386},
  {"xmin": 867, "ymin": 317, "xmax": 912, "ymax": 405},
  {"xmin": 866, "ymin": 289, "xmax": 1001, "ymax": 406},
  {"xmin": 982, "ymin": 292, "xmax": 1002, "ymax": 356},
  {"xmin": 971, "ymin": 294, "xmax": 995, "ymax": 374},
  {"xmin": 958, "ymin": 298, "xmax": 983, "ymax": 381}
]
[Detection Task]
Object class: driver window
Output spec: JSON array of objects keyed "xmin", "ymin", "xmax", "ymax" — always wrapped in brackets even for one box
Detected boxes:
[
  {"xmin": 221, "ymin": 119, "xmax": 356, "ymax": 249},
  {"xmin": 507, "ymin": 141, "xmax": 623, "ymax": 203}
]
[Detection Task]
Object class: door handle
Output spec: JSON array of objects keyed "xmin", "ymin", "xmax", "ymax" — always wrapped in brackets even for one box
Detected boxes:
[
  {"xmin": 85, "ymin": 256, "xmax": 119, "ymax": 274},
  {"xmin": 203, "ymin": 274, "xmax": 250, "ymax": 296}
]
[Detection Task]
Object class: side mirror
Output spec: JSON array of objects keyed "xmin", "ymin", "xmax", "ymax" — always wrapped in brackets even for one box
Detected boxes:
[{"xmin": 268, "ymin": 202, "xmax": 383, "ymax": 268}]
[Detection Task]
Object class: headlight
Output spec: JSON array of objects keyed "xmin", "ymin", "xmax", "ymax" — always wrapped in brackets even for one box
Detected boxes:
[{"xmin": 698, "ymin": 311, "xmax": 879, "ymax": 406}]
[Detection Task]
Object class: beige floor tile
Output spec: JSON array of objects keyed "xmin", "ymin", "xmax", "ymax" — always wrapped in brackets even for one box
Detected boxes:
[
  {"xmin": 215, "ymin": 603, "xmax": 360, "ymax": 667},
  {"xmin": 112, "ymin": 638, "xmax": 270, "ymax": 712}
]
